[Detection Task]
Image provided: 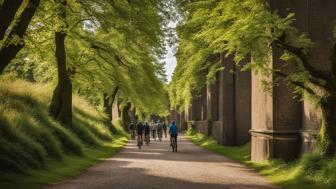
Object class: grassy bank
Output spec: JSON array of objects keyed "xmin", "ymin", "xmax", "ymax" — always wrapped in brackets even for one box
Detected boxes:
[
  {"xmin": 186, "ymin": 129, "xmax": 336, "ymax": 189},
  {"xmin": 0, "ymin": 79, "xmax": 128, "ymax": 189}
]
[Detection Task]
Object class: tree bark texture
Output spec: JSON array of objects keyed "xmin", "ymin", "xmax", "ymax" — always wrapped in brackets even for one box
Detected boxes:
[{"xmin": 0, "ymin": 0, "xmax": 40, "ymax": 74}]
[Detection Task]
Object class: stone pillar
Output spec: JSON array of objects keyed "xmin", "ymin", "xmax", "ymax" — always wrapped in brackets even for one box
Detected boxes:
[
  {"xmin": 191, "ymin": 93, "xmax": 201, "ymax": 121},
  {"xmin": 300, "ymin": 0, "xmax": 336, "ymax": 154},
  {"xmin": 251, "ymin": 63, "xmax": 302, "ymax": 162},
  {"xmin": 206, "ymin": 84, "xmax": 213, "ymax": 136},
  {"xmin": 206, "ymin": 84, "xmax": 213, "ymax": 121},
  {"xmin": 201, "ymin": 87, "xmax": 207, "ymax": 121},
  {"xmin": 183, "ymin": 106, "xmax": 190, "ymax": 131},
  {"xmin": 234, "ymin": 65, "xmax": 251, "ymax": 145},
  {"xmin": 211, "ymin": 72, "xmax": 223, "ymax": 143},
  {"xmin": 219, "ymin": 54, "xmax": 235, "ymax": 145},
  {"xmin": 192, "ymin": 87, "xmax": 209, "ymax": 135},
  {"xmin": 176, "ymin": 111, "xmax": 181, "ymax": 131},
  {"xmin": 210, "ymin": 54, "xmax": 252, "ymax": 146},
  {"xmin": 207, "ymin": 78, "xmax": 220, "ymax": 136},
  {"xmin": 178, "ymin": 111, "xmax": 187, "ymax": 132},
  {"xmin": 251, "ymin": 0, "xmax": 336, "ymax": 161},
  {"xmin": 250, "ymin": 1, "xmax": 302, "ymax": 162}
]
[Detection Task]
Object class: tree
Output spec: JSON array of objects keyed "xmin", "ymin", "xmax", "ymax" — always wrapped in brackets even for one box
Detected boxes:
[
  {"xmin": 5, "ymin": 0, "xmax": 172, "ymax": 126},
  {"xmin": 49, "ymin": 0, "xmax": 73, "ymax": 125},
  {"xmin": 168, "ymin": 1, "xmax": 220, "ymax": 110}
]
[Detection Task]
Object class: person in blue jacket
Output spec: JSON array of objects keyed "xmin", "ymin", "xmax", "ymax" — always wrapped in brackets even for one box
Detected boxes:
[{"xmin": 169, "ymin": 121, "xmax": 178, "ymax": 146}]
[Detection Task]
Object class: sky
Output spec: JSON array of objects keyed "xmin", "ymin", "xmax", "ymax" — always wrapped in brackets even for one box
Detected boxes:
[
  {"xmin": 164, "ymin": 46, "xmax": 177, "ymax": 82},
  {"xmin": 163, "ymin": 21, "xmax": 178, "ymax": 83}
]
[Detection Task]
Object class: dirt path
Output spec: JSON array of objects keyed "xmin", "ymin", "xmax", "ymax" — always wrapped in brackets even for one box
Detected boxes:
[{"xmin": 45, "ymin": 135, "xmax": 277, "ymax": 189}]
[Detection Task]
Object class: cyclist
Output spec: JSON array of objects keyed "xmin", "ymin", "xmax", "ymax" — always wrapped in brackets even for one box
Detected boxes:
[
  {"xmin": 157, "ymin": 122, "xmax": 163, "ymax": 141},
  {"xmin": 129, "ymin": 121, "xmax": 136, "ymax": 139},
  {"xmin": 136, "ymin": 122, "xmax": 144, "ymax": 147},
  {"xmin": 163, "ymin": 122, "xmax": 167, "ymax": 138},
  {"xmin": 169, "ymin": 121, "xmax": 178, "ymax": 147},
  {"xmin": 144, "ymin": 122, "xmax": 150, "ymax": 144},
  {"xmin": 150, "ymin": 121, "xmax": 157, "ymax": 141}
]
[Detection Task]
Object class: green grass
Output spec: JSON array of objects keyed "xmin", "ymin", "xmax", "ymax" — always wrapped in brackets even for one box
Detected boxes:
[
  {"xmin": 186, "ymin": 129, "xmax": 336, "ymax": 189},
  {"xmin": 0, "ymin": 78, "xmax": 128, "ymax": 188},
  {"xmin": 0, "ymin": 136, "xmax": 127, "ymax": 189}
]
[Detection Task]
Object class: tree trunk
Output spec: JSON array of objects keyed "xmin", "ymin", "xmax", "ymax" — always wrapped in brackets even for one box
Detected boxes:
[
  {"xmin": 0, "ymin": 0, "xmax": 40, "ymax": 74},
  {"xmin": 49, "ymin": 0, "xmax": 72, "ymax": 125},
  {"xmin": 320, "ymin": 95, "xmax": 336, "ymax": 156},
  {"xmin": 109, "ymin": 86, "xmax": 119, "ymax": 119},
  {"xmin": 121, "ymin": 103, "xmax": 131, "ymax": 131},
  {"xmin": 103, "ymin": 86, "xmax": 119, "ymax": 122},
  {"xmin": 0, "ymin": 0, "xmax": 23, "ymax": 40},
  {"xmin": 103, "ymin": 93, "xmax": 112, "ymax": 120}
]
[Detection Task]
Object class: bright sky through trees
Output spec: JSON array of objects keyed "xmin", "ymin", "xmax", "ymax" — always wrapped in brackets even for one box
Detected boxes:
[
  {"xmin": 164, "ymin": 45, "xmax": 176, "ymax": 82},
  {"xmin": 164, "ymin": 21, "xmax": 177, "ymax": 82}
]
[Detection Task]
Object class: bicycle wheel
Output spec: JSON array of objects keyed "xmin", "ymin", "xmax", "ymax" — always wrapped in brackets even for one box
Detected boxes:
[
  {"xmin": 146, "ymin": 135, "xmax": 149, "ymax": 145},
  {"xmin": 137, "ymin": 137, "xmax": 142, "ymax": 149},
  {"xmin": 158, "ymin": 131, "xmax": 162, "ymax": 141},
  {"xmin": 171, "ymin": 138, "xmax": 176, "ymax": 152}
]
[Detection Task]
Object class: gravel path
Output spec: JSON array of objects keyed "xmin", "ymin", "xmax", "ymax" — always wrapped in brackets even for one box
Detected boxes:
[{"xmin": 45, "ymin": 135, "xmax": 277, "ymax": 189}]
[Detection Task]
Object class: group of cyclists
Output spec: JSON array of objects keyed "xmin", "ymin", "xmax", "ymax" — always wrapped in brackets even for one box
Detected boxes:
[{"xmin": 129, "ymin": 120, "xmax": 178, "ymax": 151}]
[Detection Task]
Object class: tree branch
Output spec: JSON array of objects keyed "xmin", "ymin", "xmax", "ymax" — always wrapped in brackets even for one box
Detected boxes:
[
  {"xmin": 90, "ymin": 44, "xmax": 130, "ymax": 68},
  {"xmin": 0, "ymin": 0, "xmax": 23, "ymax": 40},
  {"xmin": 273, "ymin": 36, "xmax": 329, "ymax": 84},
  {"xmin": 274, "ymin": 70, "xmax": 317, "ymax": 97},
  {"xmin": 0, "ymin": 0, "xmax": 41, "ymax": 74}
]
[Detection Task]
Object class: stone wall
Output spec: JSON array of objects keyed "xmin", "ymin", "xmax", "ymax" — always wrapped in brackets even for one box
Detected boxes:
[
  {"xmin": 171, "ymin": 0, "xmax": 336, "ymax": 162},
  {"xmin": 182, "ymin": 54, "xmax": 251, "ymax": 146},
  {"xmin": 300, "ymin": 0, "xmax": 335, "ymax": 154},
  {"xmin": 251, "ymin": 0, "xmax": 336, "ymax": 161}
]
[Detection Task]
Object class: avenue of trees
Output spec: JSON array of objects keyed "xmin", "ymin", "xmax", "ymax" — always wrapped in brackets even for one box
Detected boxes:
[
  {"xmin": 0, "ymin": 0, "xmax": 174, "ymax": 126},
  {"xmin": 3, "ymin": 0, "xmax": 336, "ymax": 157},
  {"xmin": 169, "ymin": 0, "xmax": 336, "ymax": 155}
]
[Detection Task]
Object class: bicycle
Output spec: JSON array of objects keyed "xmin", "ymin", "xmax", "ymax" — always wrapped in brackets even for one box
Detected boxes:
[
  {"xmin": 131, "ymin": 130, "xmax": 136, "ymax": 140},
  {"xmin": 145, "ymin": 134, "xmax": 150, "ymax": 145},
  {"xmin": 151, "ymin": 130, "xmax": 156, "ymax": 141},
  {"xmin": 137, "ymin": 134, "xmax": 143, "ymax": 149},
  {"xmin": 171, "ymin": 136, "xmax": 177, "ymax": 152},
  {"xmin": 157, "ymin": 130, "xmax": 163, "ymax": 141}
]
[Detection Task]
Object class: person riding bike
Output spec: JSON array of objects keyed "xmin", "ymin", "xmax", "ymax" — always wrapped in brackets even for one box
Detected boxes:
[
  {"xmin": 163, "ymin": 122, "xmax": 167, "ymax": 138},
  {"xmin": 144, "ymin": 122, "xmax": 150, "ymax": 144},
  {"xmin": 136, "ymin": 122, "xmax": 144, "ymax": 146},
  {"xmin": 157, "ymin": 122, "xmax": 163, "ymax": 141},
  {"xmin": 169, "ymin": 121, "xmax": 178, "ymax": 147},
  {"xmin": 129, "ymin": 121, "xmax": 136, "ymax": 139},
  {"xmin": 150, "ymin": 121, "xmax": 157, "ymax": 141}
]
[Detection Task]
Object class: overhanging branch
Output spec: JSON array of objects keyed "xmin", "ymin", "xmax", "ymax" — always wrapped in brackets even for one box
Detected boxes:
[
  {"xmin": 274, "ymin": 70, "xmax": 317, "ymax": 97},
  {"xmin": 272, "ymin": 37, "xmax": 329, "ymax": 84}
]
